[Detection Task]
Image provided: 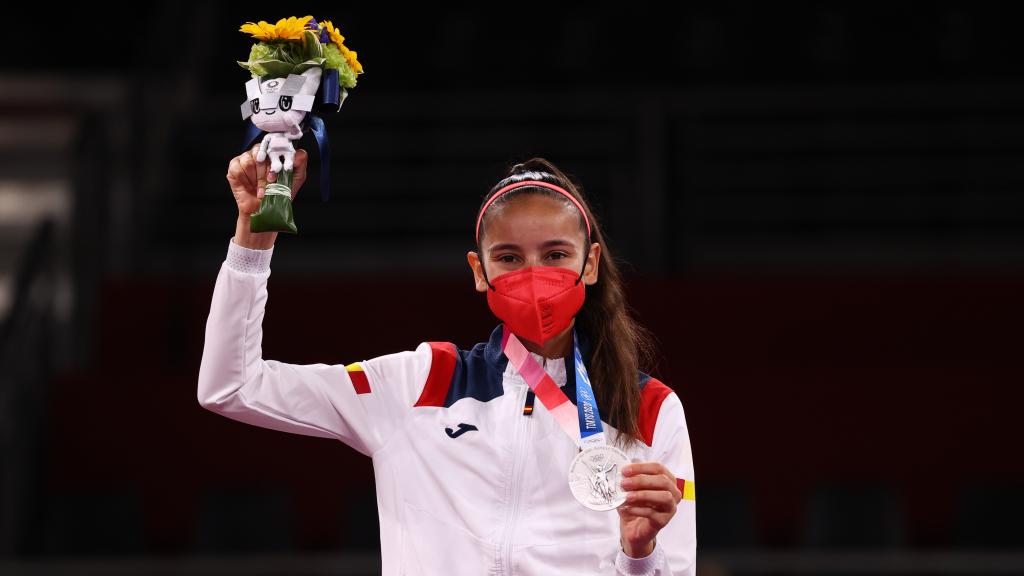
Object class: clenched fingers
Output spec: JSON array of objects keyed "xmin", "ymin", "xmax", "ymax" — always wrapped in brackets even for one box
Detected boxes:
[
  {"xmin": 623, "ymin": 489, "xmax": 677, "ymax": 513},
  {"xmin": 622, "ymin": 462, "xmax": 682, "ymax": 503}
]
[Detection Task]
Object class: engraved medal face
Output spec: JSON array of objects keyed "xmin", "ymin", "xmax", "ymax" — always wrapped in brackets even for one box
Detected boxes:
[{"xmin": 568, "ymin": 444, "xmax": 630, "ymax": 511}]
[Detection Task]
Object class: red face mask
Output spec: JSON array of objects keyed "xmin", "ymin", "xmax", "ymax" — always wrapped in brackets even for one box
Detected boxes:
[{"xmin": 484, "ymin": 264, "xmax": 586, "ymax": 346}]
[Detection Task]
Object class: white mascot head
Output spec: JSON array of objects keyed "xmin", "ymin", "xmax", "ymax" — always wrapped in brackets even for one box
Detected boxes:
[{"xmin": 240, "ymin": 67, "xmax": 322, "ymax": 133}]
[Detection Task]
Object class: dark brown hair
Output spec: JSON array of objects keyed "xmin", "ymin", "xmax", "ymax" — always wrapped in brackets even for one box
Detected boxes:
[{"xmin": 476, "ymin": 158, "xmax": 657, "ymax": 449}]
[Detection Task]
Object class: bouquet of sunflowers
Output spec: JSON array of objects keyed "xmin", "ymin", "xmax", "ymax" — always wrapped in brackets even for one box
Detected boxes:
[{"xmin": 238, "ymin": 16, "xmax": 363, "ymax": 233}]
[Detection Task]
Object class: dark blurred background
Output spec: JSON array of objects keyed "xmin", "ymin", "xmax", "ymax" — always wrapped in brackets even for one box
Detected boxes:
[{"xmin": 0, "ymin": 2, "xmax": 1021, "ymax": 574}]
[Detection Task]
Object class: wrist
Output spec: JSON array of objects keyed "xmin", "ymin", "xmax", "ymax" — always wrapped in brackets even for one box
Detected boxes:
[
  {"xmin": 234, "ymin": 215, "xmax": 278, "ymax": 249},
  {"xmin": 621, "ymin": 537, "xmax": 655, "ymax": 559},
  {"xmin": 616, "ymin": 538, "xmax": 663, "ymax": 575}
]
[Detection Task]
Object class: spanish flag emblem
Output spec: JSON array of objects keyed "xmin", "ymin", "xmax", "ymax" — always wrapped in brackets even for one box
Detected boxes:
[
  {"xmin": 346, "ymin": 362, "xmax": 370, "ymax": 394},
  {"xmin": 677, "ymin": 478, "xmax": 696, "ymax": 501}
]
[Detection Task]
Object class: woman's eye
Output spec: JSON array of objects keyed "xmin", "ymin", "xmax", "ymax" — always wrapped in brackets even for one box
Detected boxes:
[
  {"xmin": 547, "ymin": 252, "xmax": 568, "ymax": 260},
  {"xmin": 498, "ymin": 255, "xmax": 517, "ymax": 263}
]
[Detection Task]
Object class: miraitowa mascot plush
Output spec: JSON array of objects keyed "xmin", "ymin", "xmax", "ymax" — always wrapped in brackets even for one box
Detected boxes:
[{"xmin": 238, "ymin": 16, "xmax": 363, "ymax": 233}]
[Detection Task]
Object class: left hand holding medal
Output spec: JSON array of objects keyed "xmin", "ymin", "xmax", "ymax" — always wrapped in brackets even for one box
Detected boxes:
[
  {"xmin": 501, "ymin": 328, "xmax": 683, "ymax": 557},
  {"xmin": 617, "ymin": 461, "xmax": 682, "ymax": 558}
]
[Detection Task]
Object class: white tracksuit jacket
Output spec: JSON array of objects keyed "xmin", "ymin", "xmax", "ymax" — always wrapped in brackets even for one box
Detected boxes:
[{"xmin": 197, "ymin": 238, "xmax": 697, "ymax": 575}]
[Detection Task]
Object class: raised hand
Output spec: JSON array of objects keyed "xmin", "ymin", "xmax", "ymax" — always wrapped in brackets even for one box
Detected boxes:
[{"xmin": 226, "ymin": 143, "xmax": 308, "ymax": 248}]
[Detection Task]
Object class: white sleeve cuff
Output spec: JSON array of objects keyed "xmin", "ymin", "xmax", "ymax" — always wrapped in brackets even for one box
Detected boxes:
[
  {"xmin": 226, "ymin": 237, "xmax": 274, "ymax": 274},
  {"xmin": 615, "ymin": 541, "xmax": 664, "ymax": 576}
]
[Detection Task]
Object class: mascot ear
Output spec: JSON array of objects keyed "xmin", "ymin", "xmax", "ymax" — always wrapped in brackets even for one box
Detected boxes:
[{"xmin": 300, "ymin": 67, "xmax": 323, "ymax": 96}]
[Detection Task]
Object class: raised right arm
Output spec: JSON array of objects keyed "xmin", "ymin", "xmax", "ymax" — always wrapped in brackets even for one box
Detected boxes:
[
  {"xmin": 197, "ymin": 238, "xmax": 435, "ymax": 456},
  {"xmin": 198, "ymin": 146, "xmax": 433, "ymax": 456}
]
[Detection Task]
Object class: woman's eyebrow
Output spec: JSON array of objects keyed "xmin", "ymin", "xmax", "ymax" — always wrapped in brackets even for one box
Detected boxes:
[{"xmin": 488, "ymin": 239, "xmax": 576, "ymax": 252}]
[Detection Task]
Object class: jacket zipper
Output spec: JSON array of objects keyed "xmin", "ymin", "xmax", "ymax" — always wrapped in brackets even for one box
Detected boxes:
[{"xmin": 499, "ymin": 382, "xmax": 531, "ymax": 574}]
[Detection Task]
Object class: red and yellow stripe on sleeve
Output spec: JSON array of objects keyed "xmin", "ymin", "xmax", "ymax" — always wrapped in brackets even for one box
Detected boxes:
[{"xmin": 346, "ymin": 362, "xmax": 370, "ymax": 394}]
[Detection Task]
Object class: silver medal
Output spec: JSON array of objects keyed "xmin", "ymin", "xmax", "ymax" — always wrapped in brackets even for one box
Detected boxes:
[{"xmin": 568, "ymin": 444, "xmax": 630, "ymax": 511}]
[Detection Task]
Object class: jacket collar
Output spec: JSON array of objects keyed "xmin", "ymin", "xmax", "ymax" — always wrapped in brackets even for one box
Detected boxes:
[{"xmin": 483, "ymin": 322, "xmax": 593, "ymax": 389}]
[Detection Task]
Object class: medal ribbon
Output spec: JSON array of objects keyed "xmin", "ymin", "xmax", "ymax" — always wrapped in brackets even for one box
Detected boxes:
[{"xmin": 501, "ymin": 324, "xmax": 606, "ymax": 449}]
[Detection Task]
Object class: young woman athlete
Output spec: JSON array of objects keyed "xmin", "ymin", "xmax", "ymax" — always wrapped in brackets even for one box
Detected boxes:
[{"xmin": 199, "ymin": 146, "xmax": 697, "ymax": 575}]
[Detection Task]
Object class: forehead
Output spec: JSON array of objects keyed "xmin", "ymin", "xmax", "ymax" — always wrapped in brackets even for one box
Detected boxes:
[{"xmin": 481, "ymin": 193, "xmax": 585, "ymax": 249}]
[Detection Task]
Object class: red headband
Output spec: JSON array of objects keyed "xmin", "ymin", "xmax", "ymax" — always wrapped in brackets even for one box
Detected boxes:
[{"xmin": 474, "ymin": 180, "xmax": 592, "ymax": 245}]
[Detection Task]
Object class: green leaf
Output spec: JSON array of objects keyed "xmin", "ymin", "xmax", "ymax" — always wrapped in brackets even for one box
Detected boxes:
[
  {"xmin": 292, "ymin": 57, "xmax": 327, "ymax": 75},
  {"xmin": 266, "ymin": 44, "xmax": 289, "ymax": 60},
  {"xmin": 246, "ymin": 58, "xmax": 295, "ymax": 78},
  {"xmin": 237, "ymin": 60, "xmax": 269, "ymax": 77},
  {"xmin": 303, "ymin": 30, "xmax": 324, "ymax": 60},
  {"xmin": 250, "ymin": 191, "xmax": 298, "ymax": 234}
]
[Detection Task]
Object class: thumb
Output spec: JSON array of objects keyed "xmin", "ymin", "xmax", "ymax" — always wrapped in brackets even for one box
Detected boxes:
[
  {"xmin": 292, "ymin": 149, "xmax": 309, "ymax": 197},
  {"xmin": 254, "ymin": 144, "xmax": 268, "ymax": 199}
]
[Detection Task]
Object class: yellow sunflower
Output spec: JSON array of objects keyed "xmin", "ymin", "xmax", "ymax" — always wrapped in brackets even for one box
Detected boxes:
[
  {"xmin": 240, "ymin": 15, "xmax": 314, "ymax": 42},
  {"xmin": 320, "ymin": 20, "xmax": 346, "ymax": 48},
  {"xmin": 340, "ymin": 45, "xmax": 363, "ymax": 75},
  {"xmin": 321, "ymin": 20, "xmax": 363, "ymax": 74}
]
